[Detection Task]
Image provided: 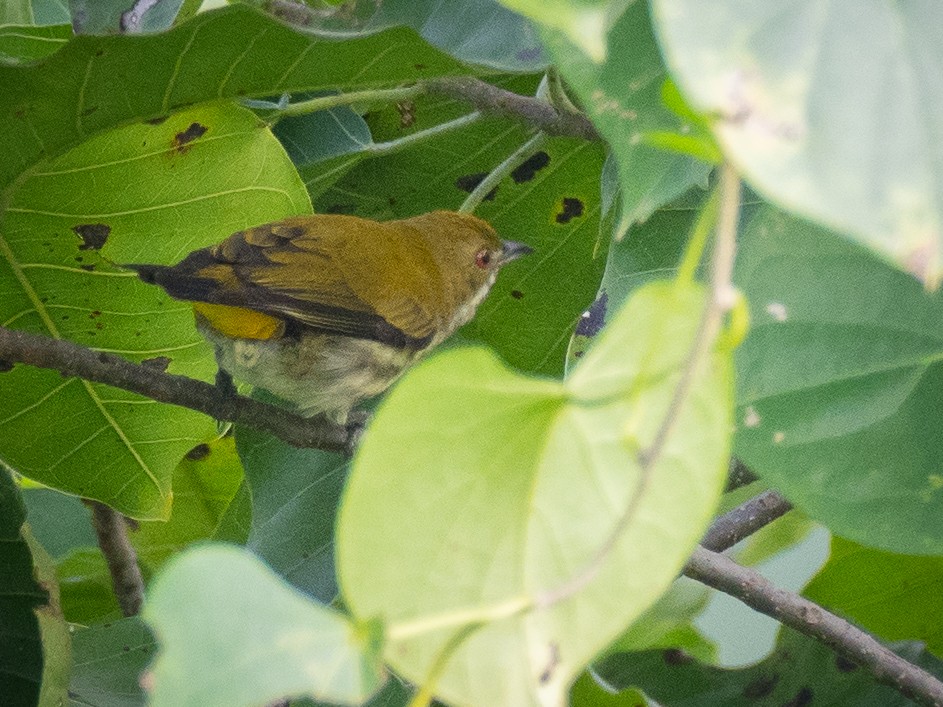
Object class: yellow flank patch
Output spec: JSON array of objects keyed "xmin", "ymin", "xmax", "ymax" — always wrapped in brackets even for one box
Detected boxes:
[{"xmin": 192, "ymin": 302, "xmax": 284, "ymax": 340}]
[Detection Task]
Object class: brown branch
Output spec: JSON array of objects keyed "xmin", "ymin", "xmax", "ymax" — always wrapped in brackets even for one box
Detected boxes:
[
  {"xmin": 700, "ymin": 489, "xmax": 793, "ymax": 552},
  {"xmin": 423, "ymin": 77, "xmax": 600, "ymax": 141},
  {"xmin": 0, "ymin": 326, "xmax": 350, "ymax": 452},
  {"xmin": 87, "ymin": 501, "xmax": 144, "ymax": 616},
  {"xmin": 684, "ymin": 546, "xmax": 943, "ymax": 707}
]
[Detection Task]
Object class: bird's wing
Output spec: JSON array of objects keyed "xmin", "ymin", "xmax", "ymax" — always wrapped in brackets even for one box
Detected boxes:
[{"xmin": 135, "ymin": 216, "xmax": 441, "ymax": 348}]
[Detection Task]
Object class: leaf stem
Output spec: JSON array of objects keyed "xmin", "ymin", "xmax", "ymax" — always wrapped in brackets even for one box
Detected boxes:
[
  {"xmin": 368, "ymin": 112, "xmax": 482, "ymax": 157},
  {"xmin": 536, "ymin": 162, "xmax": 742, "ymax": 609},
  {"xmin": 275, "ymin": 84, "xmax": 426, "ymax": 119},
  {"xmin": 676, "ymin": 183, "xmax": 720, "ymax": 285},
  {"xmin": 458, "ymin": 131, "xmax": 548, "ymax": 214}
]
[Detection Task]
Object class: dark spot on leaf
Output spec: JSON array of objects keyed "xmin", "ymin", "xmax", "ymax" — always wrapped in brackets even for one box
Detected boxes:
[
  {"xmin": 516, "ymin": 45, "xmax": 544, "ymax": 62},
  {"xmin": 61, "ymin": 315, "xmax": 69, "ymax": 320},
  {"xmin": 742, "ymin": 674, "xmax": 779, "ymax": 698},
  {"xmin": 80, "ymin": 264, "xmax": 96, "ymax": 272},
  {"xmin": 555, "ymin": 196, "xmax": 584, "ymax": 224},
  {"xmin": 511, "ymin": 290, "xmax": 524, "ymax": 300},
  {"xmin": 539, "ymin": 643, "xmax": 560, "ymax": 684},
  {"xmin": 0, "ymin": 360, "xmax": 14, "ymax": 373},
  {"xmin": 185, "ymin": 443, "xmax": 211, "ymax": 461},
  {"xmin": 511, "ymin": 151, "xmax": 550, "ymax": 183},
  {"xmin": 662, "ymin": 649, "xmax": 692, "ymax": 666},
  {"xmin": 574, "ymin": 350, "xmax": 584, "ymax": 358},
  {"xmin": 75, "ymin": 256, "xmax": 83, "ymax": 262},
  {"xmin": 454, "ymin": 172, "xmax": 497, "ymax": 201},
  {"xmin": 80, "ymin": 106, "xmax": 97, "ymax": 118},
  {"xmin": 142, "ymin": 356, "xmax": 171, "ymax": 373},
  {"xmin": 95, "ymin": 322, "xmax": 103, "ymax": 330},
  {"xmin": 575, "ymin": 291, "xmax": 607, "ymax": 337},
  {"xmin": 835, "ymin": 655, "xmax": 857, "ymax": 673},
  {"xmin": 388, "ymin": 197, "xmax": 397, "ymax": 206},
  {"xmin": 414, "ymin": 63, "xmax": 426, "ymax": 70},
  {"xmin": 145, "ymin": 115, "xmax": 169, "ymax": 126},
  {"xmin": 73, "ymin": 223, "xmax": 111, "ymax": 250},
  {"xmin": 172, "ymin": 122, "xmax": 208, "ymax": 153},
  {"xmin": 122, "ymin": 645, "xmax": 130, "ymax": 652},
  {"xmin": 301, "ymin": 552, "xmax": 310, "ymax": 560},
  {"xmin": 88, "ymin": 310, "xmax": 101, "ymax": 319},
  {"xmin": 325, "ymin": 203, "xmax": 355, "ymax": 215},
  {"xmin": 782, "ymin": 687, "xmax": 813, "ymax": 707},
  {"xmin": 95, "ymin": 49, "xmax": 104, "ymax": 57},
  {"xmin": 13, "ymin": 108, "xmax": 25, "ymax": 119}
]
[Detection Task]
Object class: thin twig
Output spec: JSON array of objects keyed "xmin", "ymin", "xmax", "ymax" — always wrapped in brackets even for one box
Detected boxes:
[
  {"xmin": 368, "ymin": 112, "xmax": 482, "ymax": 157},
  {"xmin": 0, "ymin": 326, "xmax": 349, "ymax": 452},
  {"xmin": 700, "ymin": 490, "xmax": 793, "ymax": 552},
  {"xmin": 87, "ymin": 501, "xmax": 144, "ymax": 616},
  {"xmin": 459, "ymin": 132, "xmax": 548, "ymax": 213},
  {"xmin": 275, "ymin": 84, "xmax": 426, "ymax": 119},
  {"xmin": 684, "ymin": 546, "xmax": 943, "ymax": 707}
]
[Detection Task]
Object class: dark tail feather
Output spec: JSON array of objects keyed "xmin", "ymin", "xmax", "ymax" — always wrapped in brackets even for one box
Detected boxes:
[{"xmin": 124, "ymin": 262, "xmax": 219, "ymax": 302}]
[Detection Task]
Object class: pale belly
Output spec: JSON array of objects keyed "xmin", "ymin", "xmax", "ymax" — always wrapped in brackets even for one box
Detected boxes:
[{"xmin": 200, "ymin": 324, "xmax": 422, "ymax": 423}]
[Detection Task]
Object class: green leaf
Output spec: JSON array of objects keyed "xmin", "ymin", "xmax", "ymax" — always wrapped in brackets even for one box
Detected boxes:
[
  {"xmin": 132, "ymin": 436, "xmax": 245, "ymax": 571},
  {"xmin": 0, "ymin": 467, "xmax": 49, "ymax": 707},
  {"xmin": 338, "ymin": 281, "xmax": 732, "ymax": 705},
  {"xmin": 496, "ymin": 0, "xmax": 614, "ymax": 62},
  {"xmin": 0, "ymin": 101, "xmax": 308, "ymax": 519},
  {"xmin": 652, "ymin": 0, "xmax": 943, "ymax": 286},
  {"xmin": 570, "ymin": 672, "xmax": 648, "ymax": 707},
  {"xmin": 367, "ymin": 0, "xmax": 547, "ymax": 71},
  {"xmin": 69, "ymin": 617, "xmax": 154, "ymax": 707},
  {"xmin": 69, "ymin": 0, "xmax": 185, "ymax": 34},
  {"xmin": 316, "ymin": 76, "xmax": 608, "ymax": 376},
  {"xmin": 805, "ymin": 536, "xmax": 943, "ymax": 659},
  {"xmin": 21, "ymin": 487, "xmax": 97, "ymax": 559},
  {"xmin": 595, "ymin": 627, "xmax": 943, "ymax": 707},
  {"xmin": 143, "ymin": 544, "xmax": 384, "ymax": 707},
  {"xmin": 57, "ymin": 548, "xmax": 122, "ymax": 624},
  {"xmin": 734, "ymin": 206, "xmax": 943, "ymax": 554},
  {"xmin": 0, "ymin": 24, "xmax": 70, "ymax": 63},
  {"xmin": 0, "ymin": 3, "xmax": 469, "ymax": 194},
  {"xmin": 542, "ymin": 2, "xmax": 710, "ymax": 232},
  {"xmin": 235, "ymin": 426, "xmax": 347, "ymax": 601}
]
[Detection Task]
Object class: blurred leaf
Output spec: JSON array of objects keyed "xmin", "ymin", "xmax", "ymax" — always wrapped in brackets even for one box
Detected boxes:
[
  {"xmin": 571, "ymin": 672, "xmax": 648, "ymax": 707},
  {"xmin": 69, "ymin": 0, "xmax": 185, "ymax": 34},
  {"xmin": 338, "ymin": 281, "xmax": 732, "ymax": 705},
  {"xmin": 595, "ymin": 627, "xmax": 943, "ymax": 706},
  {"xmin": 212, "ymin": 480, "xmax": 252, "ymax": 544},
  {"xmin": 143, "ymin": 544, "xmax": 384, "ymax": 707},
  {"xmin": 132, "ymin": 436, "xmax": 245, "ymax": 570},
  {"xmin": 0, "ymin": 3, "xmax": 470, "ymax": 194},
  {"xmin": 735, "ymin": 206, "xmax": 943, "ymax": 553},
  {"xmin": 367, "ymin": 0, "xmax": 547, "ymax": 71},
  {"xmin": 0, "ymin": 101, "xmax": 307, "ymax": 519},
  {"xmin": 0, "ymin": 467, "xmax": 48, "ymax": 707},
  {"xmin": 69, "ymin": 617, "xmax": 154, "ymax": 707},
  {"xmin": 236, "ymin": 426, "xmax": 347, "ymax": 602},
  {"xmin": 735, "ymin": 511, "xmax": 815, "ymax": 568},
  {"xmin": 0, "ymin": 24, "xmax": 70, "ymax": 63},
  {"xmin": 805, "ymin": 536, "xmax": 943, "ymax": 658},
  {"xmin": 542, "ymin": 2, "xmax": 710, "ymax": 232},
  {"xmin": 21, "ymin": 487, "xmax": 97, "ymax": 559},
  {"xmin": 653, "ymin": 0, "xmax": 943, "ymax": 286},
  {"xmin": 316, "ymin": 75, "xmax": 607, "ymax": 376},
  {"xmin": 496, "ymin": 0, "xmax": 614, "ymax": 62},
  {"xmin": 57, "ymin": 548, "xmax": 122, "ymax": 624}
]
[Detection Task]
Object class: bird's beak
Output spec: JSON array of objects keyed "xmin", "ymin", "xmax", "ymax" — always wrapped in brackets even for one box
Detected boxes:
[{"xmin": 500, "ymin": 240, "xmax": 533, "ymax": 264}]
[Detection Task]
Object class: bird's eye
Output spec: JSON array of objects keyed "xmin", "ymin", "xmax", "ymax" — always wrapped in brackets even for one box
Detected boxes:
[{"xmin": 475, "ymin": 250, "xmax": 492, "ymax": 269}]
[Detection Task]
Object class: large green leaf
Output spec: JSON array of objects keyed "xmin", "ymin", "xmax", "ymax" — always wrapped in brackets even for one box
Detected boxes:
[
  {"xmin": 652, "ymin": 0, "xmax": 943, "ymax": 286},
  {"xmin": 69, "ymin": 617, "xmax": 155, "ymax": 707},
  {"xmin": 236, "ymin": 426, "xmax": 347, "ymax": 602},
  {"xmin": 0, "ymin": 3, "xmax": 470, "ymax": 194},
  {"xmin": 734, "ymin": 206, "xmax": 943, "ymax": 553},
  {"xmin": 0, "ymin": 467, "xmax": 47, "ymax": 707},
  {"xmin": 143, "ymin": 544, "xmax": 384, "ymax": 707},
  {"xmin": 541, "ymin": 1, "xmax": 710, "ymax": 232},
  {"xmin": 338, "ymin": 281, "xmax": 732, "ymax": 705},
  {"xmin": 805, "ymin": 536, "xmax": 943, "ymax": 658},
  {"xmin": 0, "ymin": 102, "xmax": 307, "ymax": 518},
  {"xmin": 57, "ymin": 548, "xmax": 122, "ymax": 624},
  {"xmin": 495, "ymin": 0, "xmax": 620, "ymax": 62},
  {"xmin": 315, "ymin": 75, "xmax": 607, "ymax": 376},
  {"xmin": 594, "ymin": 627, "xmax": 943, "ymax": 706}
]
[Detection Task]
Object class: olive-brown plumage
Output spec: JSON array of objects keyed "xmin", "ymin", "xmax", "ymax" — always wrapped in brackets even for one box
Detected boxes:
[{"xmin": 130, "ymin": 211, "xmax": 530, "ymax": 422}]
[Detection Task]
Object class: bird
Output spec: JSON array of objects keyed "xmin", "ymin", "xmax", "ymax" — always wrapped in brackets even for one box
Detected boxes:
[{"xmin": 128, "ymin": 210, "xmax": 532, "ymax": 424}]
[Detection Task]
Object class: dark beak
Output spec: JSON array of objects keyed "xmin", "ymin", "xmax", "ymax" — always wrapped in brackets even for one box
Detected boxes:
[{"xmin": 500, "ymin": 240, "xmax": 533, "ymax": 264}]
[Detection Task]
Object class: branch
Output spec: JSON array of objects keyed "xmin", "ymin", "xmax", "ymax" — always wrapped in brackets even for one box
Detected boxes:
[
  {"xmin": 423, "ymin": 77, "xmax": 600, "ymax": 141},
  {"xmin": 684, "ymin": 547, "xmax": 943, "ymax": 707},
  {"xmin": 0, "ymin": 326, "xmax": 350, "ymax": 452},
  {"xmin": 88, "ymin": 501, "xmax": 144, "ymax": 616},
  {"xmin": 700, "ymin": 489, "xmax": 793, "ymax": 552}
]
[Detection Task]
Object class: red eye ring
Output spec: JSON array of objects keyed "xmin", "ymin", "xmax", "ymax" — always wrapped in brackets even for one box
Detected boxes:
[{"xmin": 475, "ymin": 249, "xmax": 492, "ymax": 269}]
